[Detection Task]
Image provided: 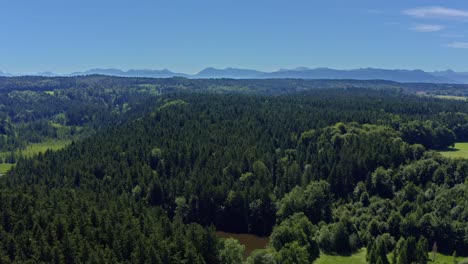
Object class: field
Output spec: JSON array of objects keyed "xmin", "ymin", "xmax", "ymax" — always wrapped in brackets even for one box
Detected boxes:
[
  {"xmin": 430, "ymin": 253, "xmax": 468, "ymax": 264},
  {"xmin": 314, "ymin": 249, "xmax": 467, "ymax": 264},
  {"xmin": 12, "ymin": 139, "xmax": 70, "ymax": 157},
  {"xmin": 438, "ymin": 142, "xmax": 468, "ymax": 159},
  {"xmin": 0, "ymin": 139, "xmax": 70, "ymax": 174},
  {"xmin": 434, "ymin": 95, "xmax": 467, "ymax": 101},
  {"xmin": 0, "ymin": 163, "xmax": 13, "ymax": 175},
  {"xmin": 314, "ymin": 248, "xmax": 367, "ymax": 264}
]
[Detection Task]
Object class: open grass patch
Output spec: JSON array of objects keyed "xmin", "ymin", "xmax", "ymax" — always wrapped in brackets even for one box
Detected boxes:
[
  {"xmin": 314, "ymin": 248, "xmax": 367, "ymax": 264},
  {"xmin": 313, "ymin": 249, "xmax": 466, "ymax": 264},
  {"xmin": 0, "ymin": 163, "xmax": 13, "ymax": 174},
  {"xmin": 21, "ymin": 139, "xmax": 70, "ymax": 157},
  {"xmin": 159, "ymin": 99, "xmax": 187, "ymax": 109},
  {"xmin": 438, "ymin": 142, "xmax": 468, "ymax": 159},
  {"xmin": 434, "ymin": 95, "xmax": 467, "ymax": 101},
  {"xmin": 0, "ymin": 139, "xmax": 71, "ymax": 162},
  {"xmin": 427, "ymin": 252, "xmax": 468, "ymax": 264}
]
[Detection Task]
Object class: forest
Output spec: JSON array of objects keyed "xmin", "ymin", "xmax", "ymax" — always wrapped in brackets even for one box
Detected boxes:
[{"xmin": 0, "ymin": 76, "xmax": 467, "ymax": 263}]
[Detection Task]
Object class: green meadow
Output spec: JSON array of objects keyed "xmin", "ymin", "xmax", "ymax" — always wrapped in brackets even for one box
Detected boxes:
[
  {"xmin": 434, "ymin": 95, "xmax": 467, "ymax": 101},
  {"xmin": 0, "ymin": 139, "xmax": 70, "ymax": 174},
  {"xmin": 10, "ymin": 139, "xmax": 70, "ymax": 158},
  {"xmin": 439, "ymin": 142, "xmax": 468, "ymax": 159},
  {"xmin": 0, "ymin": 163, "xmax": 13, "ymax": 174},
  {"xmin": 429, "ymin": 252, "xmax": 468, "ymax": 264},
  {"xmin": 314, "ymin": 248, "xmax": 367, "ymax": 264},
  {"xmin": 314, "ymin": 249, "xmax": 467, "ymax": 264}
]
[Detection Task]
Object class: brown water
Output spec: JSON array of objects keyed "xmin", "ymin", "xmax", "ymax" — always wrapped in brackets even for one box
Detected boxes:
[{"xmin": 215, "ymin": 231, "xmax": 270, "ymax": 259}]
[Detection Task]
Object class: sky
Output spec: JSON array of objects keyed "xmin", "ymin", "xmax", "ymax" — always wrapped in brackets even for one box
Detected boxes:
[{"xmin": 0, "ymin": 0, "xmax": 468, "ymax": 74}]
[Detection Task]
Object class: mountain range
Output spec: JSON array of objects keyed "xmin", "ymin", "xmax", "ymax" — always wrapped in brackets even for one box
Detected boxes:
[{"xmin": 1, "ymin": 67, "xmax": 468, "ymax": 84}]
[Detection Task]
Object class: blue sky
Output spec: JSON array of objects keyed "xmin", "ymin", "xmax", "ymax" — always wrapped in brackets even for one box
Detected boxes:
[{"xmin": 1, "ymin": 0, "xmax": 468, "ymax": 74}]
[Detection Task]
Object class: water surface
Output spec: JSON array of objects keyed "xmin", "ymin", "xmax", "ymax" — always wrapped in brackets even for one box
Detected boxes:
[{"xmin": 216, "ymin": 231, "xmax": 270, "ymax": 259}]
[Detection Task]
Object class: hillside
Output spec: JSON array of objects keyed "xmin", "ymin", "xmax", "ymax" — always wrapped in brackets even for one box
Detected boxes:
[{"xmin": 0, "ymin": 86, "xmax": 467, "ymax": 263}]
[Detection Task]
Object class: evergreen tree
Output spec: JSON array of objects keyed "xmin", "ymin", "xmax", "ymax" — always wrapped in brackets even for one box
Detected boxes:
[{"xmin": 416, "ymin": 237, "xmax": 428, "ymax": 264}]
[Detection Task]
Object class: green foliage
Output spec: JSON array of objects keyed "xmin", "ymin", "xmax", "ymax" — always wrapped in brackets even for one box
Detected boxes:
[
  {"xmin": 245, "ymin": 250, "xmax": 277, "ymax": 264},
  {"xmin": 371, "ymin": 167, "xmax": 394, "ymax": 198},
  {"xmin": 393, "ymin": 236, "xmax": 429, "ymax": 264},
  {"xmin": 416, "ymin": 237, "xmax": 429, "ymax": 264},
  {"xmin": 270, "ymin": 213, "xmax": 319, "ymax": 263},
  {"xmin": 275, "ymin": 241, "xmax": 309, "ymax": 264},
  {"xmin": 298, "ymin": 123, "xmax": 412, "ymax": 196},
  {"xmin": 218, "ymin": 238, "xmax": 245, "ymax": 264},
  {"xmin": 276, "ymin": 180, "xmax": 332, "ymax": 223},
  {"xmin": 0, "ymin": 78, "xmax": 468, "ymax": 262},
  {"xmin": 367, "ymin": 235, "xmax": 391, "ymax": 264},
  {"xmin": 400, "ymin": 120, "xmax": 456, "ymax": 150}
]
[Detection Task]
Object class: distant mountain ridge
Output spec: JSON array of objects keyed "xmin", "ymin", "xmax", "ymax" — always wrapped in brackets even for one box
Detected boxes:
[
  {"xmin": 193, "ymin": 67, "xmax": 266, "ymax": 78},
  {"xmin": 69, "ymin": 68, "xmax": 189, "ymax": 78},
  {"xmin": 1, "ymin": 67, "xmax": 468, "ymax": 83},
  {"xmin": 0, "ymin": 71, "xmax": 13, "ymax": 77}
]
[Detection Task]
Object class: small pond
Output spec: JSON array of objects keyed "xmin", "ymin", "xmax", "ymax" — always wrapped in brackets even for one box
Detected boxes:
[{"xmin": 215, "ymin": 231, "xmax": 270, "ymax": 259}]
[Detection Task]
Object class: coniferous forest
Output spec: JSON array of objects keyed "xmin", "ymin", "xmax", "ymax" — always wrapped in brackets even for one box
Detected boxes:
[{"xmin": 0, "ymin": 76, "xmax": 468, "ymax": 263}]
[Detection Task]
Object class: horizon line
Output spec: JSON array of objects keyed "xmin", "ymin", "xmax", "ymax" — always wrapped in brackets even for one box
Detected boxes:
[{"xmin": 1, "ymin": 66, "xmax": 467, "ymax": 76}]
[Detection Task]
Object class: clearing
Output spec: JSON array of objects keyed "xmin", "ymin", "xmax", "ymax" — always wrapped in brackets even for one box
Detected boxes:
[
  {"xmin": 314, "ymin": 249, "xmax": 467, "ymax": 264},
  {"xmin": 434, "ymin": 95, "xmax": 467, "ymax": 101},
  {"xmin": 0, "ymin": 163, "xmax": 13, "ymax": 175},
  {"xmin": 0, "ymin": 139, "xmax": 70, "ymax": 174},
  {"xmin": 438, "ymin": 142, "xmax": 468, "ymax": 159}
]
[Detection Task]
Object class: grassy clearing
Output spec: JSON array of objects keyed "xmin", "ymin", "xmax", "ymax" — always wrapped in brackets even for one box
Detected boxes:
[
  {"xmin": 159, "ymin": 100, "xmax": 187, "ymax": 109},
  {"xmin": 428, "ymin": 252, "xmax": 468, "ymax": 264},
  {"xmin": 15, "ymin": 140, "xmax": 70, "ymax": 157},
  {"xmin": 208, "ymin": 85, "xmax": 250, "ymax": 93},
  {"xmin": 314, "ymin": 248, "xmax": 367, "ymax": 264},
  {"xmin": 0, "ymin": 163, "xmax": 13, "ymax": 174},
  {"xmin": 438, "ymin": 142, "xmax": 468, "ymax": 159},
  {"xmin": 21, "ymin": 140, "xmax": 70, "ymax": 157},
  {"xmin": 434, "ymin": 95, "xmax": 467, "ymax": 101},
  {"xmin": 0, "ymin": 139, "xmax": 70, "ymax": 161},
  {"xmin": 0, "ymin": 139, "xmax": 70, "ymax": 174},
  {"xmin": 313, "ymin": 249, "xmax": 467, "ymax": 264}
]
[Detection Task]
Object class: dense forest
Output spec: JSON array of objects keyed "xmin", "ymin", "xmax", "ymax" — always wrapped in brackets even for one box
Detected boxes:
[
  {"xmin": 1, "ymin": 75, "xmax": 466, "ymax": 154},
  {"xmin": 0, "ymin": 76, "xmax": 468, "ymax": 263}
]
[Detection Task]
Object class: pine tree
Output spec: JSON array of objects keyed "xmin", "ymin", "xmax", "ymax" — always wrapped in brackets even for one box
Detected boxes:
[
  {"xmin": 376, "ymin": 240, "xmax": 390, "ymax": 264},
  {"xmin": 397, "ymin": 238, "xmax": 408, "ymax": 264},
  {"xmin": 377, "ymin": 256, "xmax": 385, "ymax": 264},
  {"xmin": 416, "ymin": 237, "xmax": 428, "ymax": 264},
  {"xmin": 367, "ymin": 241, "xmax": 378, "ymax": 264}
]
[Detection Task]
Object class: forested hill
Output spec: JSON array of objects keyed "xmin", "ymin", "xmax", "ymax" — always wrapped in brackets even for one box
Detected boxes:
[
  {"xmin": 0, "ymin": 75, "xmax": 403, "ymax": 95},
  {"xmin": 1, "ymin": 74, "xmax": 468, "ymax": 96},
  {"xmin": 1, "ymin": 87, "xmax": 468, "ymax": 263}
]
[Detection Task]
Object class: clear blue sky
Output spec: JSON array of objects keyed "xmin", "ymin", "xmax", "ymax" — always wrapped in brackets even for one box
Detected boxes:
[{"xmin": 1, "ymin": 0, "xmax": 468, "ymax": 74}]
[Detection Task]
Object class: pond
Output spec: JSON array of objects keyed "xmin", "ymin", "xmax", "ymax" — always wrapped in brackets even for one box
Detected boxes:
[{"xmin": 215, "ymin": 231, "xmax": 270, "ymax": 259}]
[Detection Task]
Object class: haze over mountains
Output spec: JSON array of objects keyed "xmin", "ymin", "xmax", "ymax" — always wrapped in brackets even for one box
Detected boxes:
[{"xmin": 1, "ymin": 67, "xmax": 468, "ymax": 84}]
